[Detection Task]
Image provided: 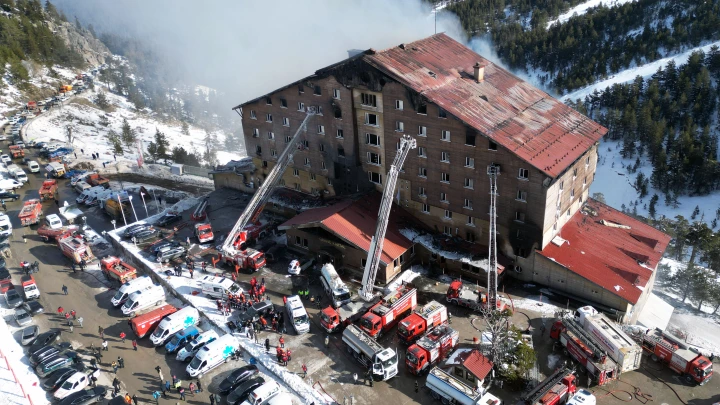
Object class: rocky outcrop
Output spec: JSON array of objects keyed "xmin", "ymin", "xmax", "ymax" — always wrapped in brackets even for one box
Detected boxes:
[{"xmin": 48, "ymin": 20, "xmax": 110, "ymax": 67}]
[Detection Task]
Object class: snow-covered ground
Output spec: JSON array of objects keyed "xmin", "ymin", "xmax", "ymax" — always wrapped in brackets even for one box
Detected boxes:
[
  {"xmin": 562, "ymin": 40, "xmax": 720, "ymax": 101},
  {"xmin": 546, "ymin": 0, "xmax": 638, "ymax": 28},
  {"xmin": 0, "ymin": 316, "xmax": 46, "ymax": 405},
  {"xmin": 106, "ymin": 207, "xmax": 329, "ymax": 405},
  {"xmin": 591, "ymin": 139, "xmax": 719, "ymax": 221}
]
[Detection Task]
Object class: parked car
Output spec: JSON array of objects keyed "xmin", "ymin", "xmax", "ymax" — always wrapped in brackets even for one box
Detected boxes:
[
  {"xmin": 152, "ymin": 240, "xmax": 181, "ymax": 254},
  {"xmin": 54, "ymin": 368, "xmax": 99, "ymax": 400},
  {"xmin": 42, "ymin": 367, "xmax": 81, "ymax": 391},
  {"xmin": 237, "ymin": 299, "xmax": 274, "ymax": 325},
  {"xmin": 36, "ymin": 352, "xmax": 78, "ymax": 377},
  {"xmin": 5, "ymin": 289, "xmax": 23, "ymax": 308},
  {"xmin": 0, "ymin": 267, "xmax": 11, "ymax": 281},
  {"xmin": 28, "ymin": 330, "xmax": 63, "ymax": 355},
  {"xmin": 21, "ymin": 325, "xmax": 40, "ymax": 345},
  {"xmin": 155, "ymin": 213, "xmax": 182, "ymax": 227},
  {"xmin": 122, "ymin": 224, "xmax": 148, "ymax": 238},
  {"xmin": 156, "ymin": 246, "xmax": 185, "ymax": 263},
  {"xmin": 23, "ymin": 300, "xmax": 45, "ymax": 315},
  {"xmin": 57, "ymin": 386, "xmax": 107, "ymax": 405},
  {"xmin": 0, "ymin": 191, "xmax": 20, "ymax": 201},
  {"xmin": 0, "ymin": 155, "xmax": 10, "ymax": 164},
  {"xmin": 30, "ymin": 345, "xmax": 64, "ymax": 366},
  {"xmin": 132, "ymin": 228, "xmax": 158, "ymax": 242},
  {"xmin": 226, "ymin": 377, "xmax": 265, "ymax": 405},
  {"xmin": 218, "ymin": 365, "xmax": 260, "ymax": 394},
  {"xmin": 14, "ymin": 308, "xmax": 32, "ymax": 326}
]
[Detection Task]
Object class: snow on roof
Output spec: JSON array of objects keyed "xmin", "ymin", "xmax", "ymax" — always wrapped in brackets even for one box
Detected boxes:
[
  {"xmin": 212, "ymin": 157, "xmax": 255, "ymax": 173},
  {"xmin": 538, "ymin": 198, "xmax": 670, "ymax": 304},
  {"xmin": 400, "ymin": 229, "xmax": 506, "ymax": 273}
]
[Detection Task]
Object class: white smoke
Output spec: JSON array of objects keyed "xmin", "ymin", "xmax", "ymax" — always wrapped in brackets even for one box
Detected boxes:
[{"xmin": 55, "ymin": 0, "xmax": 467, "ymax": 105}]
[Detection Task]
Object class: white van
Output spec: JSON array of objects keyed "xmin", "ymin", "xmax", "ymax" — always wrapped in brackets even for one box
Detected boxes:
[
  {"xmin": 200, "ymin": 276, "xmax": 242, "ymax": 299},
  {"xmin": 240, "ymin": 382, "xmax": 280, "ymax": 405},
  {"xmin": 320, "ymin": 264, "xmax": 351, "ymax": 308},
  {"xmin": 45, "ymin": 214, "xmax": 63, "ymax": 229},
  {"xmin": 27, "ymin": 161, "xmax": 40, "ymax": 173},
  {"xmin": 186, "ymin": 334, "xmax": 239, "ymax": 378},
  {"xmin": 284, "ymin": 295, "xmax": 310, "ymax": 334},
  {"xmin": 74, "ymin": 182, "xmax": 92, "ymax": 194},
  {"xmin": 13, "ymin": 168, "xmax": 27, "ymax": 183},
  {"xmin": 0, "ymin": 179, "xmax": 22, "ymax": 190},
  {"xmin": 264, "ymin": 392, "xmax": 292, "ymax": 405},
  {"xmin": 76, "ymin": 186, "xmax": 105, "ymax": 204},
  {"xmin": 0, "ymin": 213, "xmax": 12, "ymax": 237},
  {"xmin": 121, "ymin": 284, "xmax": 165, "ymax": 316},
  {"xmin": 111, "ymin": 275, "xmax": 154, "ymax": 307},
  {"xmin": 176, "ymin": 330, "xmax": 219, "ymax": 362},
  {"xmin": 150, "ymin": 306, "xmax": 200, "ymax": 346}
]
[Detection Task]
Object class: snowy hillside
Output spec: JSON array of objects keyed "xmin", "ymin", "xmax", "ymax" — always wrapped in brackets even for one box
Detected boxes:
[
  {"xmin": 546, "ymin": 0, "xmax": 637, "ymax": 28},
  {"xmin": 591, "ymin": 139, "xmax": 718, "ymax": 221}
]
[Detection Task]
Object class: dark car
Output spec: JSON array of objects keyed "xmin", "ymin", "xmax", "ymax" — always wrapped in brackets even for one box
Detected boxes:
[
  {"xmin": 123, "ymin": 224, "xmax": 149, "ymax": 238},
  {"xmin": 155, "ymin": 213, "xmax": 182, "ymax": 227},
  {"xmin": 226, "ymin": 377, "xmax": 265, "ymax": 405},
  {"xmin": 0, "ymin": 191, "xmax": 20, "ymax": 201},
  {"xmin": 42, "ymin": 367, "xmax": 81, "ymax": 391},
  {"xmin": 132, "ymin": 228, "xmax": 158, "ymax": 242},
  {"xmin": 57, "ymin": 386, "xmax": 107, "ymax": 405},
  {"xmin": 218, "ymin": 365, "xmax": 260, "ymax": 394},
  {"xmin": 28, "ymin": 330, "xmax": 63, "ymax": 355},
  {"xmin": 34, "ymin": 142, "xmax": 47, "ymax": 149},
  {"xmin": 5, "ymin": 288, "xmax": 23, "ymax": 308},
  {"xmin": 0, "ymin": 266, "xmax": 10, "ymax": 281},
  {"xmin": 36, "ymin": 352, "xmax": 78, "ymax": 377},
  {"xmin": 21, "ymin": 325, "xmax": 40, "ymax": 345},
  {"xmin": 156, "ymin": 246, "xmax": 185, "ymax": 263},
  {"xmin": 30, "ymin": 343, "xmax": 71, "ymax": 366},
  {"xmin": 23, "ymin": 300, "xmax": 45, "ymax": 315},
  {"xmin": 151, "ymin": 240, "xmax": 181, "ymax": 254},
  {"xmin": 237, "ymin": 299, "xmax": 274, "ymax": 324}
]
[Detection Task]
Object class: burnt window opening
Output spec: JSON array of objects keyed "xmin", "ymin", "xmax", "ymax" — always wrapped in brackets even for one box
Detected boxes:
[
  {"xmin": 280, "ymin": 99, "xmax": 287, "ymax": 108},
  {"xmin": 360, "ymin": 93, "xmax": 377, "ymax": 107},
  {"xmin": 298, "ymin": 84, "xmax": 304, "ymax": 94},
  {"xmin": 465, "ymin": 133, "xmax": 476, "ymax": 146},
  {"xmin": 314, "ymin": 85, "xmax": 322, "ymax": 95},
  {"xmin": 262, "ymin": 160, "xmax": 268, "ymax": 168},
  {"xmin": 334, "ymin": 108, "xmax": 342, "ymax": 119},
  {"xmin": 489, "ymin": 141, "xmax": 498, "ymax": 151},
  {"xmin": 438, "ymin": 108, "xmax": 447, "ymax": 118},
  {"xmin": 255, "ymin": 145, "xmax": 262, "ymax": 155},
  {"xmin": 417, "ymin": 102, "xmax": 427, "ymax": 115},
  {"xmin": 338, "ymin": 146, "xmax": 345, "ymax": 157},
  {"xmin": 265, "ymin": 97, "xmax": 272, "ymax": 105}
]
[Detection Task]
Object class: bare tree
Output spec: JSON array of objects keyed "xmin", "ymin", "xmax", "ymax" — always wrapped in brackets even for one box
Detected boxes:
[{"xmin": 478, "ymin": 306, "xmax": 512, "ymax": 364}]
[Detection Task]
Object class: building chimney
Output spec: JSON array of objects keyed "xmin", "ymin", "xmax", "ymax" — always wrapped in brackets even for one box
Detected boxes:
[{"xmin": 473, "ymin": 62, "xmax": 486, "ymax": 83}]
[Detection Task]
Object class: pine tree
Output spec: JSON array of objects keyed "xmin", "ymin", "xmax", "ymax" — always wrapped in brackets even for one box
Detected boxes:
[
  {"xmin": 635, "ymin": 172, "xmax": 649, "ymax": 199},
  {"xmin": 44, "ymin": 0, "xmax": 60, "ymax": 20},
  {"xmin": 95, "ymin": 91, "xmax": 109, "ymax": 110},
  {"xmin": 181, "ymin": 121, "xmax": 190, "ymax": 136},
  {"xmin": 120, "ymin": 119, "xmax": 136, "ymax": 151},
  {"xmin": 74, "ymin": 15, "xmax": 81, "ymax": 30},
  {"xmin": 152, "ymin": 128, "xmax": 169, "ymax": 162},
  {"xmin": 648, "ymin": 194, "xmax": 659, "ymax": 219},
  {"xmin": 691, "ymin": 205, "xmax": 700, "ymax": 220},
  {"xmin": 106, "ymin": 130, "xmax": 123, "ymax": 155}
]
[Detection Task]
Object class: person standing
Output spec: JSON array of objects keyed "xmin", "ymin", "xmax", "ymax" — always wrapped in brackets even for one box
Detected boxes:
[
  {"xmin": 301, "ymin": 364, "xmax": 308, "ymax": 378},
  {"xmin": 71, "ymin": 310, "xmax": 76, "ymax": 319},
  {"xmin": 209, "ymin": 393, "xmax": 215, "ymax": 405},
  {"xmin": 98, "ymin": 326, "xmax": 104, "ymax": 338},
  {"xmin": 353, "ymin": 373, "xmax": 358, "ymax": 384},
  {"xmin": 188, "ymin": 382, "xmax": 196, "ymax": 396},
  {"xmin": 152, "ymin": 391, "xmax": 160, "ymax": 405},
  {"xmin": 112, "ymin": 361, "xmax": 118, "ymax": 374},
  {"xmin": 120, "ymin": 331, "xmax": 126, "ymax": 343},
  {"xmin": 178, "ymin": 387, "xmax": 186, "ymax": 401},
  {"xmin": 102, "ymin": 339, "xmax": 109, "ymax": 351},
  {"xmin": 62, "ymin": 285, "xmax": 68, "ymax": 295},
  {"xmin": 415, "ymin": 380, "xmax": 419, "ymax": 393},
  {"xmin": 265, "ymin": 338, "xmax": 270, "ymax": 353},
  {"xmin": 164, "ymin": 381, "xmax": 171, "ymax": 393},
  {"xmin": 117, "ymin": 356, "xmax": 125, "ymax": 368},
  {"xmin": 132, "ymin": 339, "xmax": 137, "ymax": 351},
  {"xmin": 195, "ymin": 380, "xmax": 202, "ymax": 393},
  {"xmin": 77, "ymin": 317, "xmax": 83, "ymax": 327},
  {"xmin": 132, "ymin": 394, "xmax": 138, "ymax": 405},
  {"xmin": 279, "ymin": 335, "xmax": 285, "ymax": 348},
  {"xmin": 124, "ymin": 394, "xmax": 132, "ymax": 405}
]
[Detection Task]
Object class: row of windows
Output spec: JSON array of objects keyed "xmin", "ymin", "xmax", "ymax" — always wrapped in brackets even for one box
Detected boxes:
[{"xmin": 418, "ymin": 186, "xmax": 529, "ymax": 203}]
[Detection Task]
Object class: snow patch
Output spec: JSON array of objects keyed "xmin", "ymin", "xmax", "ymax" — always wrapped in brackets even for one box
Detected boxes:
[
  {"xmin": 0, "ymin": 316, "xmax": 48, "ymax": 405},
  {"xmin": 547, "ymin": 0, "xmax": 638, "ymax": 28},
  {"xmin": 384, "ymin": 265, "xmax": 426, "ymax": 293}
]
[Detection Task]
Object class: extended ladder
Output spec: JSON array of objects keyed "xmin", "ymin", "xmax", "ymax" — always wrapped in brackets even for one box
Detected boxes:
[
  {"xmin": 522, "ymin": 368, "xmax": 573, "ymax": 404},
  {"xmin": 563, "ymin": 317, "xmax": 607, "ymax": 361}
]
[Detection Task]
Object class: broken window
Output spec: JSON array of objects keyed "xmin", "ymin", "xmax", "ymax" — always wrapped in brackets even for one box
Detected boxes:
[
  {"xmin": 422, "ymin": 204, "xmax": 430, "ymax": 213},
  {"xmin": 417, "ymin": 102, "xmax": 427, "ymax": 115},
  {"xmin": 333, "ymin": 89, "xmax": 341, "ymax": 99},
  {"xmin": 336, "ymin": 129, "xmax": 344, "ymax": 139},
  {"xmin": 366, "ymin": 133, "xmax": 380, "ymax": 147},
  {"xmin": 488, "ymin": 141, "xmax": 497, "ymax": 151},
  {"xmin": 334, "ymin": 108, "xmax": 342, "ymax": 119},
  {"xmin": 338, "ymin": 147, "xmax": 345, "ymax": 157},
  {"xmin": 365, "ymin": 113, "xmax": 378, "ymax": 126},
  {"xmin": 395, "ymin": 100, "xmax": 404, "ymax": 110},
  {"xmin": 518, "ymin": 168, "xmax": 529, "ymax": 180},
  {"xmin": 298, "ymin": 84, "xmax": 304, "ymax": 93},
  {"xmin": 280, "ymin": 99, "xmax": 287, "ymax": 108},
  {"xmin": 314, "ymin": 85, "xmax": 321, "ymax": 95},
  {"xmin": 438, "ymin": 108, "xmax": 447, "ymax": 118},
  {"xmin": 265, "ymin": 97, "xmax": 272, "ymax": 105},
  {"xmin": 360, "ymin": 93, "xmax": 377, "ymax": 107},
  {"xmin": 465, "ymin": 133, "xmax": 476, "ymax": 146},
  {"xmin": 367, "ymin": 152, "xmax": 381, "ymax": 165},
  {"xmin": 368, "ymin": 171, "xmax": 382, "ymax": 184}
]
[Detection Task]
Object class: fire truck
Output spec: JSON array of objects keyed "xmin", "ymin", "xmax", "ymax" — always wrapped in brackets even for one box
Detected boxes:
[
  {"xmin": 445, "ymin": 280, "xmax": 508, "ymax": 312},
  {"xmin": 194, "ymin": 223, "xmax": 214, "ymax": 243},
  {"xmin": 405, "ymin": 325, "xmax": 459, "ymax": 375},
  {"xmin": 550, "ymin": 317, "xmax": 618, "ymax": 386},
  {"xmin": 58, "ymin": 232, "xmax": 95, "ymax": 264},
  {"xmin": 520, "ymin": 368, "xmax": 577, "ymax": 405},
  {"xmin": 37, "ymin": 225, "xmax": 80, "ymax": 242},
  {"xmin": 397, "ymin": 300, "xmax": 448, "ymax": 344},
  {"xmin": 358, "ymin": 285, "xmax": 417, "ymax": 338},
  {"xmin": 639, "ymin": 329, "xmax": 713, "ymax": 385},
  {"xmin": 101, "ymin": 256, "xmax": 138, "ymax": 284},
  {"xmin": 9, "ymin": 145, "xmax": 24, "ymax": 159},
  {"xmin": 39, "ymin": 180, "xmax": 58, "ymax": 201},
  {"xmin": 572, "ymin": 306, "xmax": 642, "ymax": 373},
  {"xmin": 18, "ymin": 199, "xmax": 43, "ymax": 226},
  {"xmin": 219, "ymin": 248, "xmax": 265, "ymax": 273}
]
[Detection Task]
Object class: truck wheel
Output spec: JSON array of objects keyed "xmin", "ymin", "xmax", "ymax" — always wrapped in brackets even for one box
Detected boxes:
[
  {"xmin": 684, "ymin": 374, "xmax": 694, "ymax": 384},
  {"xmin": 441, "ymin": 398, "xmax": 450, "ymax": 405},
  {"xmin": 563, "ymin": 349, "xmax": 569, "ymax": 356},
  {"xmin": 156, "ymin": 300, "xmax": 162, "ymax": 306},
  {"xmin": 430, "ymin": 391, "xmax": 440, "ymax": 400},
  {"xmin": 651, "ymin": 354, "xmax": 659, "ymax": 362}
]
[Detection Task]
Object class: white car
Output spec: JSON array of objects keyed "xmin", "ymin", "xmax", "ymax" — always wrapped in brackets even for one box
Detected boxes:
[
  {"xmin": 0, "ymin": 155, "xmax": 11, "ymax": 164},
  {"xmin": 46, "ymin": 214, "xmax": 63, "ymax": 230},
  {"xmin": 27, "ymin": 161, "xmax": 40, "ymax": 173},
  {"xmin": 53, "ymin": 371, "xmax": 93, "ymax": 400},
  {"xmin": 288, "ymin": 259, "xmax": 301, "ymax": 275}
]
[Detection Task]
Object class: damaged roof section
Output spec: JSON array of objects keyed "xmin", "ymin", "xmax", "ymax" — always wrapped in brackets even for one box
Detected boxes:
[{"xmin": 538, "ymin": 198, "xmax": 671, "ymax": 304}]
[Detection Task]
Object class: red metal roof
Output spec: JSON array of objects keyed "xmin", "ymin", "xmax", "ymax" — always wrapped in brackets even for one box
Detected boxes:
[
  {"xmin": 278, "ymin": 195, "xmax": 413, "ymax": 265},
  {"xmin": 538, "ymin": 199, "xmax": 671, "ymax": 304},
  {"xmin": 364, "ymin": 34, "xmax": 607, "ymax": 178},
  {"xmin": 461, "ymin": 350, "xmax": 493, "ymax": 380}
]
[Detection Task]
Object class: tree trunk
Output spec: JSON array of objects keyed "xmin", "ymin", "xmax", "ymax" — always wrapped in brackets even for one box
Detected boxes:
[
  {"xmin": 714, "ymin": 302, "xmax": 720, "ymax": 314},
  {"xmin": 698, "ymin": 300, "xmax": 704, "ymax": 311},
  {"xmin": 689, "ymin": 245, "xmax": 698, "ymax": 266}
]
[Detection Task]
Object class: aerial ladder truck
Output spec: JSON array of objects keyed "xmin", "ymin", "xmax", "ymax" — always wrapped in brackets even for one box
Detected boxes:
[
  {"xmin": 320, "ymin": 135, "xmax": 417, "ymax": 333},
  {"xmin": 218, "ymin": 109, "xmax": 316, "ymax": 272}
]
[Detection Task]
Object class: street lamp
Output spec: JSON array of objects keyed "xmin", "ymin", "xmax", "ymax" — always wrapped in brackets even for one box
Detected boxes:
[
  {"xmin": 110, "ymin": 219, "xmax": 116, "ymax": 230},
  {"xmin": 139, "ymin": 192, "xmax": 149, "ymax": 217},
  {"xmin": 128, "ymin": 195, "xmax": 139, "ymax": 222},
  {"xmin": 117, "ymin": 194, "xmax": 127, "ymax": 227},
  {"xmin": 81, "ymin": 216, "xmax": 87, "ymax": 230}
]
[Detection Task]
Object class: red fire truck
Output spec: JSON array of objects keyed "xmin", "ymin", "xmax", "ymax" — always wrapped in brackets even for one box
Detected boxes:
[
  {"xmin": 219, "ymin": 248, "xmax": 266, "ymax": 273},
  {"xmin": 397, "ymin": 300, "xmax": 448, "ymax": 344},
  {"xmin": 58, "ymin": 232, "xmax": 95, "ymax": 264},
  {"xmin": 639, "ymin": 329, "xmax": 713, "ymax": 385},
  {"xmin": 550, "ymin": 317, "xmax": 618, "ymax": 386},
  {"xmin": 101, "ymin": 256, "xmax": 138, "ymax": 284},
  {"xmin": 405, "ymin": 325, "xmax": 459, "ymax": 375},
  {"xmin": 445, "ymin": 280, "xmax": 508, "ymax": 312},
  {"xmin": 520, "ymin": 368, "xmax": 577, "ymax": 405},
  {"xmin": 18, "ymin": 199, "xmax": 43, "ymax": 226},
  {"xmin": 194, "ymin": 223, "xmax": 214, "ymax": 243},
  {"xmin": 9, "ymin": 145, "xmax": 24, "ymax": 159},
  {"xmin": 39, "ymin": 180, "xmax": 58, "ymax": 201},
  {"xmin": 358, "ymin": 285, "xmax": 417, "ymax": 338}
]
